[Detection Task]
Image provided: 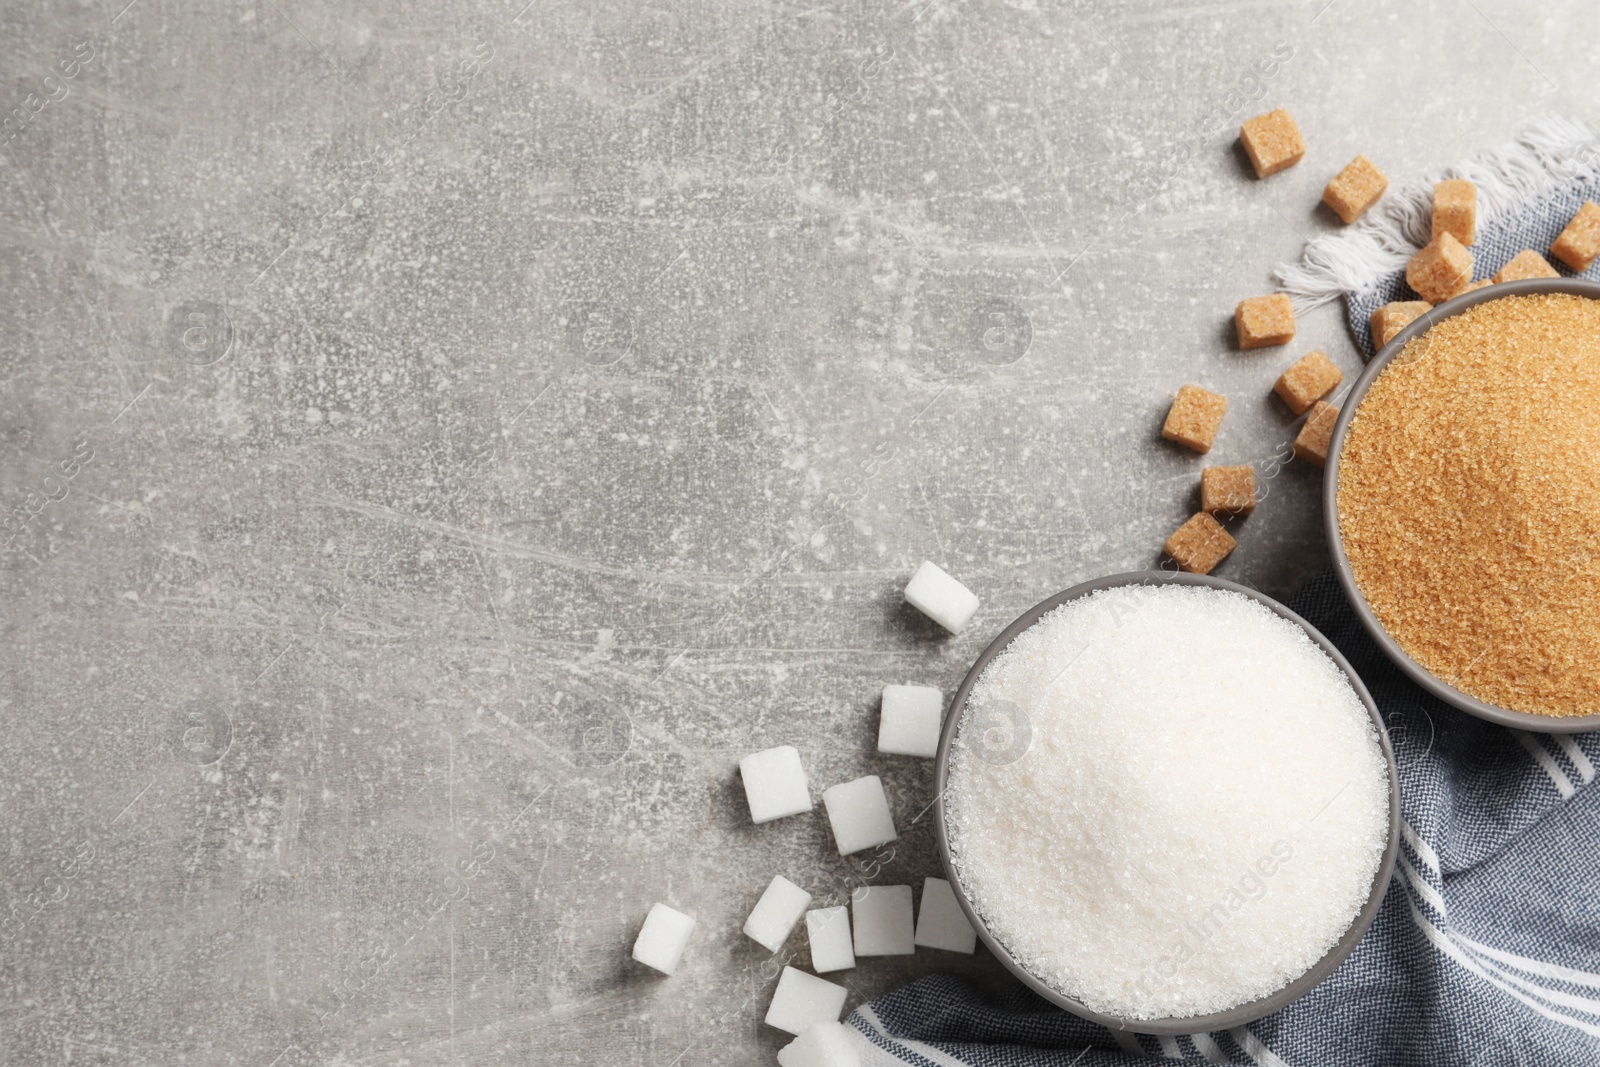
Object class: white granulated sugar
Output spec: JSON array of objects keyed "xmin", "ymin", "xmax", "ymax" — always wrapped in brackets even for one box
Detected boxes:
[
  {"xmin": 631, "ymin": 903, "xmax": 696, "ymax": 977},
  {"xmin": 740, "ymin": 746, "xmax": 814, "ymax": 825},
  {"xmin": 805, "ymin": 907, "xmax": 855, "ymax": 973},
  {"xmin": 820, "ymin": 776, "xmax": 897, "ymax": 856},
  {"xmin": 945, "ymin": 584, "xmax": 1390, "ymax": 1021},
  {"xmin": 765, "ymin": 966, "xmax": 848, "ymax": 1035},
  {"xmin": 913, "ymin": 877, "xmax": 977, "ymax": 955},
  {"xmin": 777, "ymin": 1021, "xmax": 861, "ymax": 1067},
  {"xmin": 904, "ymin": 561, "xmax": 980, "ymax": 634},
  {"xmin": 878, "ymin": 684, "xmax": 944, "ymax": 758},
  {"xmin": 744, "ymin": 875, "xmax": 813, "ymax": 953}
]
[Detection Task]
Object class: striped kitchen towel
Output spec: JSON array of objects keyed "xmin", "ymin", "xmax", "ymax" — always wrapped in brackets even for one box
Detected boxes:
[
  {"xmin": 1274, "ymin": 116, "xmax": 1600, "ymax": 358},
  {"xmin": 844, "ymin": 568, "xmax": 1600, "ymax": 1066}
]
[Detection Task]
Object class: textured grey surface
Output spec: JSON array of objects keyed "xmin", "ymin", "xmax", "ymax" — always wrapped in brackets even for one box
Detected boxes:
[{"xmin": 0, "ymin": 0, "xmax": 1591, "ymax": 1062}]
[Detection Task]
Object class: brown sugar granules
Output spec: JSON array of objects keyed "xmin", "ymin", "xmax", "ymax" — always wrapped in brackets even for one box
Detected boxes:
[
  {"xmin": 1239, "ymin": 109, "xmax": 1305, "ymax": 178},
  {"xmin": 1337, "ymin": 293, "xmax": 1600, "ymax": 717},
  {"xmin": 1161, "ymin": 385, "xmax": 1228, "ymax": 453},
  {"xmin": 1164, "ymin": 512, "xmax": 1236, "ymax": 574},
  {"xmin": 1201, "ymin": 465, "xmax": 1257, "ymax": 518}
]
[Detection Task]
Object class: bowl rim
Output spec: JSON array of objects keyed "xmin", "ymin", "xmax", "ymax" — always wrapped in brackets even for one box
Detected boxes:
[
  {"xmin": 1324, "ymin": 276, "xmax": 1600, "ymax": 733},
  {"xmin": 931, "ymin": 570, "xmax": 1401, "ymax": 1035}
]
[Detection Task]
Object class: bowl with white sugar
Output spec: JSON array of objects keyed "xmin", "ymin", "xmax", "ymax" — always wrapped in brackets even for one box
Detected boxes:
[{"xmin": 934, "ymin": 571, "xmax": 1399, "ymax": 1034}]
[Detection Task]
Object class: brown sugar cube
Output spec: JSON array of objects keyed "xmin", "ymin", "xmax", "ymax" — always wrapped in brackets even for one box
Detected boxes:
[
  {"xmin": 1551, "ymin": 200, "xmax": 1600, "ymax": 271},
  {"xmin": 1460, "ymin": 279, "xmax": 1493, "ymax": 293},
  {"xmin": 1273, "ymin": 350, "xmax": 1344, "ymax": 415},
  {"xmin": 1164, "ymin": 512, "xmax": 1237, "ymax": 575},
  {"xmin": 1493, "ymin": 249, "xmax": 1560, "ymax": 284},
  {"xmin": 1369, "ymin": 301, "xmax": 1432, "ymax": 349},
  {"xmin": 1161, "ymin": 385, "xmax": 1228, "ymax": 454},
  {"xmin": 1235, "ymin": 294, "xmax": 1295, "ymax": 349},
  {"xmin": 1201, "ymin": 465, "xmax": 1257, "ymax": 518},
  {"xmin": 1406, "ymin": 233, "xmax": 1474, "ymax": 303},
  {"xmin": 1432, "ymin": 179, "xmax": 1477, "ymax": 245},
  {"xmin": 1323, "ymin": 155, "xmax": 1389, "ymax": 224},
  {"xmin": 1292, "ymin": 401, "xmax": 1340, "ymax": 469},
  {"xmin": 1239, "ymin": 109, "xmax": 1306, "ymax": 179}
]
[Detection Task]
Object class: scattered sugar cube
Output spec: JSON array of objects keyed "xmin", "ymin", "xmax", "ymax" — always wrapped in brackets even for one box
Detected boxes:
[
  {"xmin": 877, "ymin": 684, "xmax": 943, "ymax": 758},
  {"xmin": 903, "ymin": 560, "xmax": 979, "ymax": 635},
  {"xmin": 914, "ymin": 877, "xmax": 977, "ymax": 954},
  {"xmin": 632, "ymin": 903, "xmax": 696, "ymax": 976},
  {"xmin": 778, "ymin": 1022, "xmax": 861, "ymax": 1067},
  {"xmin": 1552, "ymin": 200, "xmax": 1600, "ymax": 271},
  {"xmin": 1160, "ymin": 384, "xmax": 1228, "ymax": 454},
  {"xmin": 744, "ymin": 876, "xmax": 813, "ymax": 953},
  {"xmin": 1239, "ymin": 108, "xmax": 1305, "ymax": 179},
  {"xmin": 821, "ymin": 776, "xmax": 897, "ymax": 856},
  {"xmin": 1323, "ymin": 154, "xmax": 1388, "ymax": 224},
  {"xmin": 1235, "ymin": 294, "xmax": 1295, "ymax": 349},
  {"xmin": 1293, "ymin": 401, "xmax": 1340, "ymax": 469},
  {"xmin": 740, "ymin": 745, "xmax": 814, "ymax": 824},
  {"xmin": 1406, "ymin": 233, "xmax": 1474, "ymax": 303},
  {"xmin": 1494, "ymin": 248, "xmax": 1560, "ymax": 284},
  {"xmin": 806, "ymin": 906, "xmax": 856, "ymax": 973},
  {"xmin": 1163, "ymin": 513, "xmax": 1236, "ymax": 575},
  {"xmin": 1273, "ymin": 350, "xmax": 1343, "ymax": 416},
  {"xmin": 1201, "ymin": 465, "xmax": 1257, "ymax": 518},
  {"xmin": 851, "ymin": 885, "xmax": 915, "ymax": 956},
  {"xmin": 1369, "ymin": 301, "xmax": 1432, "ymax": 349},
  {"xmin": 765, "ymin": 966, "xmax": 848, "ymax": 1035},
  {"xmin": 1460, "ymin": 279, "xmax": 1493, "ymax": 293},
  {"xmin": 1433, "ymin": 179, "xmax": 1477, "ymax": 245}
]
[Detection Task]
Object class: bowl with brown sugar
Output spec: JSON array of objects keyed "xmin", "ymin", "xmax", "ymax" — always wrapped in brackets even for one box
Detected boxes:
[{"xmin": 1326, "ymin": 277, "xmax": 1600, "ymax": 732}]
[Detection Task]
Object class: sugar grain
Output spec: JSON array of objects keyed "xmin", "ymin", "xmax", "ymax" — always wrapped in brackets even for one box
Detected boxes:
[
  {"xmin": 945, "ymin": 584, "xmax": 1389, "ymax": 1020},
  {"xmin": 1338, "ymin": 293, "xmax": 1600, "ymax": 717}
]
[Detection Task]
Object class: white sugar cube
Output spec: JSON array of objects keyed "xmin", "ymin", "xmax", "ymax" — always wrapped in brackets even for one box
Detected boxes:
[
  {"xmin": 877, "ymin": 684, "xmax": 944, "ymax": 758},
  {"xmin": 805, "ymin": 906, "xmax": 856, "ymax": 973},
  {"xmin": 851, "ymin": 885, "xmax": 914, "ymax": 956},
  {"xmin": 778, "ymin": 1022, "xmax": 862, "ymax": 1067},
  {"xmin": 744, "ymin": 875, "xmax": 812, "ymax": 953},
  {"xmin": 904, "ymin": 560, "xmax": 979, "ymax": 634},
  {"xmin": 913, "ymin": 877, "xmax": 977, "ymax": 954},
  {"xmin": 740, "ymin": 745, "xmax": 813, "ymax": 824},
  {"xmin": 765, "ymin": 966, "xmax": 848, "ymax": 1035},
  {"xmin": 631, "ymin": 902, "xmax": 695, "ymax": 976},
  {"xmin": 820, "ymin": 776, "xmax": 897, "ymax": 856}
]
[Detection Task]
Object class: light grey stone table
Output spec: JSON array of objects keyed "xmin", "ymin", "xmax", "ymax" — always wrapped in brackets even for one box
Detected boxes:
[{"xmin": 1, "ymin": 0, "xmax": 1590, "ymax": 1061}]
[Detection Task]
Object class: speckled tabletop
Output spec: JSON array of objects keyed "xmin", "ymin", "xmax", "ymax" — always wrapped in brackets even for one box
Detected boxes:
[{"xmin": 1, "ymin": 0, "xmax": 1591, "ymax": 1062}]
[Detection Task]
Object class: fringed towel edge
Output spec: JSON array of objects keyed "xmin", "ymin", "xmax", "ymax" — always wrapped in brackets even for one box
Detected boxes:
[{"xmin": 1273, "ymin": 116, "xmax": 1600, "ymax": 312}]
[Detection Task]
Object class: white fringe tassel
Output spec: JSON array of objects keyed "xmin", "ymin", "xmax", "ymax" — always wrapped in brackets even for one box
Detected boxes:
[{"xmin": 1273, "ymin": 116, "xmax": 1600, "ymax": 311}]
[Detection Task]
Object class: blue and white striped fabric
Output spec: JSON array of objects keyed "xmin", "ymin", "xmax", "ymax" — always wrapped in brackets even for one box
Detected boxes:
[{"xmin": 848, "ymin": 569, "xmax": 1600, "ymax": 1066}]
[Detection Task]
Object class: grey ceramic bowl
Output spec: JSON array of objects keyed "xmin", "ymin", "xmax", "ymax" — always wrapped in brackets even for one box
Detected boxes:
[
  {"xmin": 1324, "ymin": 277, "xmax": 1600, "ymax": 733},
  {"xmin": 932, "ymin": 570, "xmax": 1401, "ymax": 1036}
]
